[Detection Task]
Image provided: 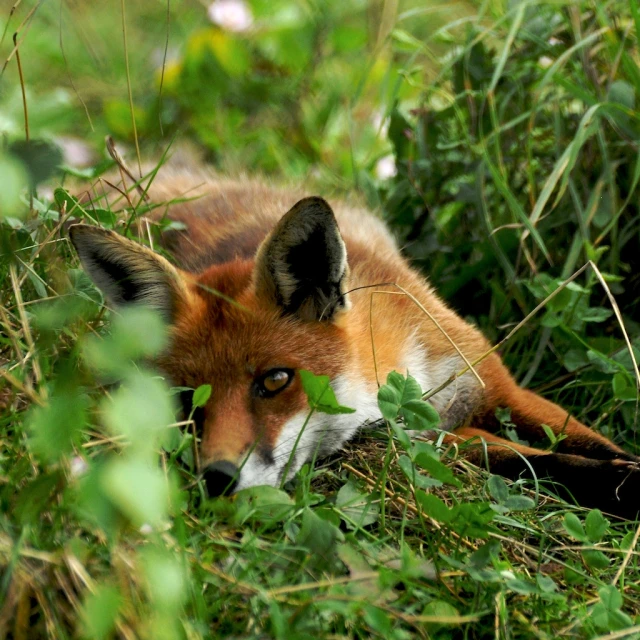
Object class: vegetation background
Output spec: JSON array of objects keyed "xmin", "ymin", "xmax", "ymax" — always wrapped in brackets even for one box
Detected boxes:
[{"xmin": 1, "ymin": 0, "xmax": 640, "ymax": 637}]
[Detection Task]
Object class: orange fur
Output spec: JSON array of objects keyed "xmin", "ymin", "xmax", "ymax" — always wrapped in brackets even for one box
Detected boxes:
[{"xmin": 70, "ymin": 167, "xmax": 640, "ymax": 515}]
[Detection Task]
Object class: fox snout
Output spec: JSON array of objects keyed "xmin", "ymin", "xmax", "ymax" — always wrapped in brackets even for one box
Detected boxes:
[{"xmin": 202, "ymin": 460, "xmax": 239, "ymax": 497}]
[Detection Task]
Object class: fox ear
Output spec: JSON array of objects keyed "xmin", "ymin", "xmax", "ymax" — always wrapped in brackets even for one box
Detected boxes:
[
  {"xmin": 254, "ymin": 196, "xmax": 349, "ymax": 321},
  {"xmin": 69, "ymin": 225, "xmax": 189, "ymax": 321}
]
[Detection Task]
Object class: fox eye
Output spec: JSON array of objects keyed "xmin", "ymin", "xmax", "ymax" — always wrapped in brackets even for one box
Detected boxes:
[{"xmin": 256, "ymin": 369, "xmax": 293, "ymax": 397}]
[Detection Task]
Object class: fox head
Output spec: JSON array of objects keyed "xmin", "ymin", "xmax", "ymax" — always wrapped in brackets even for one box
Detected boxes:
[{"xmin": 70, "ymin": 197, "xmax": 371, "ymax": 496}]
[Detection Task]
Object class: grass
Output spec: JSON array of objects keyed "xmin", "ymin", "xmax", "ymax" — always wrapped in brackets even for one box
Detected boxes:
[{"xmin": 2, "ymin": 0, "xmax": 640, "ymax": 638}]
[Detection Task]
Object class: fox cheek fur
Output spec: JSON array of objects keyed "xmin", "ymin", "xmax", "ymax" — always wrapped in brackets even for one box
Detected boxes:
[{"xmin": 70, "ymin": 170, "xmax": 640, "ymax": 518}]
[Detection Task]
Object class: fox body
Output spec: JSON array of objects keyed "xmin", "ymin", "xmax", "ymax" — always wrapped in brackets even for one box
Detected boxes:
[{"xmin": 70, "ymin": 168, "xmax": 640, "ymax": 517}]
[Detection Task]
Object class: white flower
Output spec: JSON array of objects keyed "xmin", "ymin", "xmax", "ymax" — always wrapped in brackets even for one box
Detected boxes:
[
  {"xmin": 371, "ymin": 109, "xmax": 390, "ymax": 139},
  {"xmin": 548, "ymin": 37, "xmax": 562, "ymax": 46},
  {"xmin": 375, "ymin": 154, "xmax": 397, "ymax": 180},
  {"xmin": 55, "ymin": 137, "xmax": 94, "ymax": 168},
  {"xmin": 70, "ymin": 456, "xmax": 89, "ymax": 478},
  {"xmin": 207, "ymin": 0, "xmax": 253, "ymax": 33},
  {"xmin": 139, "ymin": 523, "xmax": 154, "ymax": 535},
  {"xmin": 538, "ymin": 56, "xmax": 554, "ymax": 69}
]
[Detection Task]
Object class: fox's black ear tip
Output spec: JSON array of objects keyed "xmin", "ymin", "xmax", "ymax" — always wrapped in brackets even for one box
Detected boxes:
[
  {"xmin": 67, "ymin": 223, "xmax": 87, "ymax": 248},
  {"xmin": 68, "ymin": 224, "xmax": 112, "ymax": 244},
  {"xmin": 289, "ymin": 196, "xmax": 335, "ymax": 219},
  {"xmin": 67, "ymin": 223, "xmax": 82, "ymax": 238},
  {"xmin": 300, "ymin": 195, "xmax": 330, "ymax": 207}
]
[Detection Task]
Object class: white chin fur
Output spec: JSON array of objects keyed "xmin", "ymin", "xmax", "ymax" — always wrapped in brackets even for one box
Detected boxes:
[{"xmin": 233, "ymin": 374, "xmax": 380, "ymax": 492}]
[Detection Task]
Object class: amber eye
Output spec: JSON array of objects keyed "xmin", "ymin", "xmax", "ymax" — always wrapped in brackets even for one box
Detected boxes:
[{"xmin": 256, "ymin": 369, "xmax": 293, "ymax": 397}]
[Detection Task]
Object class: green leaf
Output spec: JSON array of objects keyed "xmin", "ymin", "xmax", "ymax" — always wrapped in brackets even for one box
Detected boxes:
[
  {"xmin": 469, "ymin": 540, "xmax": 500, "ymax": 569},
  {"xmin": 56, "ymin": 189, "xmax": 117, "ymax": 227},
  {"xmin": 621, "ymin": 530, "xmax": 636, "ymax": 550},
  {"xmin": 75, "ymin": 463, "xmax": 120, "ymax": 537},
  {"xmin": 541, "ymin": 424, "xmax": 555, "ymax": 442},
  {"xmin": 564, "ymin": 348, "xmax": 589, "ymax": 372},
  {"xmin": 541, "ymin": 423, "xmax": 566, "ymax": 448},
  {"xmin": 377, "ymin": 383, "xmax": 401, "ymax": 422},
  {"xmin": 91, "ymin": 208, "xmax": 118, "ymax": 228},
  {"xmin": 450, "ymin": 502, "xmax": 495, "ymax": 539},
  {"xmin": 537, "ymin": 574, "xmax": 558, "ymax": 593},
  {"xmin": 563, "ymin": 513, "xmax": 588, "ymax": 542},
  {"xmin": 28, "ymin": 392, "xmax": 88, "ymax": 464},
  {"xmin": 583, "ymin": 550, "xmax": 610, "ymax": 570},
  {"xmin": 387, "ymin": 370, "xmax": 422, "ymax": 402},
  {"xmin": 401, "ymin": 399, "xmax": 440, "ymax": 430},
  {"xmin": 613, "ymin": 372, "xmax": 639, "ymax": 402},
  {"xmin": 54, "ymin": 187, "xmax": 85, "ymax": 217},
  {"xmin": 297, "ymin": 508, "xmax": 340, "ymax": 556},
  {"xmin": 421, "ymin": 600, "xmax": 460, "ymax": 630},
  {"xmin": 235, "ymin": 485, "xmax": 293, "ymax": 508},
  {"xmin": 377, "ymin": 371, "xmax": 439, "ymax": 429},
  {"xmin": 102, "ymin": 370, "xmax": 175, "ymax": 455},
  {"xmin": 363, "ymin": 605, "xmax": 392, "ymax": 635},
  {"xmin": 101, "ymin": 458, "xmax": 169, "ymax": 527},
  {"xmin": 141, "ymin": 546, "xmax": 186, "ymax": 609},
  {"xmin": 61, "ymin": 158, "xmax": 114, "ymax": 179},
  {"xmin": 580, "ymin": 307, "xmax": 613, "ymax": 323},
  {"xmin": 15, "ymin": 471, "xmax": 63, "ymax": 525},
  {"xmin": 609, "ymin": 80, "xmax": 635, "ymax": 110},
  {"xmin": 336, "ymin": 481, "xmax": 379, "ymax": 528},
  {"xmin": 69, "ymin": 268, "xmax": 103, "ymax": 305},
  {"xmin": 415, "ymin": 491, "xmax": 452, "ymax": 523},
  {"xmin": 414, "ymin": 453, "xmax": 461, "ymax": 487},
  {"xmin": 389, "ymin": 421, "xmax": 412, "ymax": 451},
  {"xmin": 110, "ymin": 306, "xmax": 169, "ymax": 360},
  {"xmin": 192, "ymin": 384, "xmax": 212, "ymax": 408},
  {"xmin": 234, "ymin": 485, "xmax": 294, "ymax": 525},
  {"xmin": 487, "ymin": 475, "xmax": 509, "ymax": 504},
  {"xmin": 506, "ymin": 578, "xmax": 539, "ymax": 595},
  {"xmin": 399, "ymin": 372, "xmax": 423, "ymax": 403},
  {"xmin": 599, "ymin": 584, "xmax": 623, "ymax": 611},
  {"xmin": 585, "ymin": 509, "xmax": 609, "ymax": 543},
  {"xmin": 80, "ymin": 584, "xmax": 122, "ymax": 640},
  {"xmin": 417, "ymin": 491, "xmax": 494, "ymax": 537},
  {"xmin": 299, "ymin": 369, "xmax": 355, "ymax": 415},
  {"xmin": 592, "ymin": 585, "xmax": 634, "ymax": 631},
  {"xmin": 162, "ymin": 425, "xmax": 183, "ymax": 453},
  {"xmin": 503, "ymin": 495, "xmax": 536, "ymax": 511},
  {"xmin": 587, "ymin": 350, "xmax": 619, "ymax": 374},
  {"xmin": 83, "ymin": 307, "xmax": 169, "ymax": 378},
  {"xmin": 0, "ymin": 152, "xmax": 28, "ymax": 218},
  {"xmin": 397, "ymin": 455, "xmax": 442, "ymax": 489}
]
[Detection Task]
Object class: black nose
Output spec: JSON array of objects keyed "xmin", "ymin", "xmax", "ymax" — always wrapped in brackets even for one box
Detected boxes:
[{"xmin": 203, "ymin": 460, "xmax": 239, "ymax": 497}]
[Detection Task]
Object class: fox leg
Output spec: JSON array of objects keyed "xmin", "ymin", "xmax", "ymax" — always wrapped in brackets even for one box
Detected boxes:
[
  {"xmin": 477, "ymin": 355, "xmax": 638, "ymax": 461},
  {"xmin": 448, "ymin": 426, "xmax": 640, "ymax": 519},
  {"xmin": 501, "ymin": 387, "xmax": 638, "ymax": 461}
]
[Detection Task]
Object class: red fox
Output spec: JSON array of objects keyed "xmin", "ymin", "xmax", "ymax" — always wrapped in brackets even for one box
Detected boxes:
[{"xmin": 70, "ymin": 168, "xmax": 640, "ymax": 518}]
